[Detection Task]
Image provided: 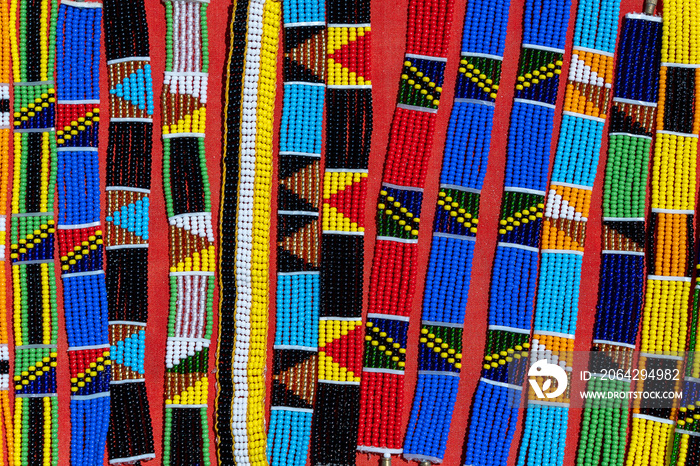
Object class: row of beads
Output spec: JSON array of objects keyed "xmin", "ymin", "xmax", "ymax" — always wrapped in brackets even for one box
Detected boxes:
[
  {"xmin": 403, "ymin": 0, "xmax": 512, "ymax": 460},
  {"xmin": 462, "ymin": 0, "xmax": 574, "ymax": 460},
  {"xmin": 103, "ymin": 0, "xmax": 155, "ymax": 461},
  {"xmin": 311, "ymin": 0, "xmax": 371, "ymax": 462},
  {"xmin": 358, "ymin": 0, "xmax": 455, "ymax": 458},
  {"xmin": 268, "ymin": 0, "xmax": 324, "ymax": 463},
  {"xmin": 160, "ymin": 0, "xmax": 214, "ymax": 463},
  {"xmin": 10, "ymin": 0, "xmax": 59, "ymax": 463}
]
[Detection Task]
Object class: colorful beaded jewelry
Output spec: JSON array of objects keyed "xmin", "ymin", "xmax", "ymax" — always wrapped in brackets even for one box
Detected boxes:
[
  {"xmin": 310, "ymin": 0, "xmax": 372, "ymax": 463},
  {"xmin": 357, "ymin": 0, "xmax": 455, "ymax": 459},
  {"xmin": 215, "ymin": 0, "xmax": 280, "ymax": 464},
  {"xmin": 401, "ymin": 0, "xmax": 512, "ymax": 461},
  {"xmin": 9, "ymin": 0, "xmax": 60, "ymax": 462},
  {"xmin": 0, "ymin": 0, "xmax": 11, "ymax": 461},
  {"xmin": 460, "ymin": 0, "xmax": 574, "ymax": 463},
  {"xmin": 103, "ymin": 0, "xmax": 155, "ymax": 462},
  {"xmin": 516, "ymin": 0, "xmax": 627, "ymax": 462},
  {"xmin": 55, "ymin": 2, "xmax": 110, "ymax": 464},
  {"xmin": 575, "ymin": 13, "xmax": 661, "ymax": 466},
  {"xmin": 634, "ymin": 0, "xmax": 700, "ymax": 464},
  {"xmin": 160, "ymin": 0, "xmax": 215, "ymax": 463},
  {"xmin": 267, "ymin": 0, "xmax": 325, "ymax": 464}
]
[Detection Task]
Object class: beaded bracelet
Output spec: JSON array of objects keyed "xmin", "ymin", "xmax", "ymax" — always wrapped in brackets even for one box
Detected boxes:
[
  {"xmin": 515, "ymin": 0, "xmax": 625, "ymax": 462},
  {"xmin": 266, "ymin": 0, "xmax": 325, "ymax": 464},
  {"xmin": 214, "ymin": 0, "xmax": 280, "ymax": 464},
  {"xmin": 357, "ymin": 0, "xmax": 455, "ymax": 459},
  {"xmin": 640, "ymin": 1, "xmax": 700, "ymax": 464},
  {"xmin": 160, "ymin": 0, "xmax": 215, "ymax": 463},
  {"xmin": 0, "ymin": 0, "xmax": 11, "ymax": 461},
  {"xmin": 9, "ymin": 0, "xmax": 60, "ymax": 462},
  {"xmin": 575, "ymin": 13, "xmax": 661, "ymax": 466},
  {"xmin": 400, "ymin": 0, "xmax": 512, "ymax": 461},
  {"xmin": 310, "ymin": 0, "xmax": 372, "ymax": 463},
  {"xmin": 54, "ymin": 2, "xmax": 110, "ymax": 464},
  {"xmin": 102, "ymin": 0, "xmax": 155, "ymax": 462},
  {"xmin": 460, "ymin": 0, "xmax": 575, "ymax": 463}
]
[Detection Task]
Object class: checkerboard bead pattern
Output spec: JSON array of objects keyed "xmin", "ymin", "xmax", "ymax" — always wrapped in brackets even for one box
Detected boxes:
[
  {"xmin": 575, "ymin": 14, "xmax": 662, "ymax": 466},
  {"xmin": 356, "ymin": 0, "xmax": 455, "ymax": 459}
]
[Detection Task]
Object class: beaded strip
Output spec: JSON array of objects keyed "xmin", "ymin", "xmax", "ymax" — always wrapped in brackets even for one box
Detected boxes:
[
  {"xmin": 0, "ymin": 0, "xmax": 10, "ymax": 461},
  {"xmin": 267, "ymin": 0, "xmax": 325, "ymax": 464},
  {"xmin": 213, "ymin": 0, "xmax": 248, "ymax": 461},
  {"xmin": 102, "ymin": 0, "xmax": 155, "ymax": 462},
  {"xmin": 515, "ymin": 0, "xmax": 624, "ymax": 464},
  {"xmin": 310, "ymin": 0, "xmax": 372, "ymax": 463},
  {"xmin": 400, "ymin": 0, "xmax": 512, "ymax": 461},
  {"xmin": 160, "ymin": 0, "xmax": 215, "ymax": 463},
  {"xmin": 635, "ymin": 0, "xmax": 700, "ymax": 464},
  {"xmin": 460, "ymin": 0, "xmax": 574, "ymax": 463},
  {"xmin": 216, "ymin": 0, "xmax": 280, "ymax": 464},
  {"xmin": 55, "ymin": 1, "xmax": 110, "ymax": 464},
  {"xmin": 9, "ymin": 0, "xmax": 59, "ymax": 462},
  {"xmin": 575, "ymin": 13, "xmax": 661, "ymax": 466},
  {"xmin": 357, "ymin": 0, "xmax": 455, "ymax": 458}
]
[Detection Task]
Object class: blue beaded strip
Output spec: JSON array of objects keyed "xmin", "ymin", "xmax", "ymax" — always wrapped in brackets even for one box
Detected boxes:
[
  {"xmin": 401, "ymin": 0, "xmax": 512, "ymax": 461},
  {"xmin": 267, "ymin": 0, "xmax": 324, "ymax": 464},
  {"xmin": 460, "ymin": 0, "xmax": 574, "ymax": 463},
  {"xmin": 575, "ymin": 14, "xmax": 662, "ymax": 466},
  {"xmin": 515, "ymin": 0, "xmax": 623, "ymax": 464},
  {"xmin": 55, "ymin": 3, "xmax": 111, "ymax": 465}
]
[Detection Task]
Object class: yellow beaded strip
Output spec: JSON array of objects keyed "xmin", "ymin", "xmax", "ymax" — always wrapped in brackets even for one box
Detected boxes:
[{"xmin": 626, "ymin": 1, "xmax": 700, "ymax": 465}]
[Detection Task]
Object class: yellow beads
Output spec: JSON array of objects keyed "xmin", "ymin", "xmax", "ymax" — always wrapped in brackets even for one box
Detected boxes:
[
  {"xmin": 662, "ymin": 0, "xmax": 700, "ymax": 64},
  {"xmin": 651, "ymin": 132, "xmax": 697, "ymax": 210},
  {"xmin": 327, "ymin": 26, "xmax": 371, "ymax": 86},
  {"xmin": 641, "ymin": 279, "xmax": 690, "ymax": 354},
  {"xmin": 319, "ymin": 320, "xmax": 362, "ymax": 382}
]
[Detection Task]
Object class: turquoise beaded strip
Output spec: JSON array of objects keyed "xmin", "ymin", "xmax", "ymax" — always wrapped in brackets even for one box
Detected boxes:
[{"xmin": 516, "ymin": 0, "xmax": 623, "ymax": 464}]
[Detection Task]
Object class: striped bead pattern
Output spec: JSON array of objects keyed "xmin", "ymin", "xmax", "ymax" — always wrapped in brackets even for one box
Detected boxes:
[
  {"xmin": 460, "ymin": 0, "xmax": 574, "ymax": 463},
  {"xmin": 575, "ymin": 14, "xmax": 661, "ymax": 466},
  {"xmin": 401, "ymin": 0, "xmax": 513, "ymax": 461},
  {"xmin": 267, "ymin": 0, "xmax": 325, "ymax": 464},
  {"xmin": 160, "ymin": 0, "xmax": 215, "ymax": 464},
  {"xmin": 357, "ymin": 0, "xmax": 455, "ymax": 458}
]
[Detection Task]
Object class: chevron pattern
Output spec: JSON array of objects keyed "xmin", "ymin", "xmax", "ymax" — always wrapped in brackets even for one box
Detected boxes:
[
  {"xmin": 498, "ymin": 191, "xmax": 544, "ymax": 247},
  {"xmin": 277, "ymin": 214, "xmax": 319, "ymax": 272},
  {"xmin": 328, "ymin": 26, "xmax": 371, "ymax": 86},
  {"xmin": 318, "ymin": 319, "xmax": 363, "ymax": 382},
  {"xmin": 68, "ymin": 347, "xmax": 111, "ymax": 396},
  {"xmin": 108, "ymin": 60, "xmax": 155, "ymax": 118},
  {"xmin": 481, "ymin": 329, "xmax": 530, "ymax": 383},
  {"xmin": 279, "ymin": 154, "xmax": 320, "ymax": 212},
  {"xmin": 515, "ymin": 47, "xmax": 563, "ymax": 105},
  {"xmin": 563, "ymin": 50, "xmax": 614, "ymax": 118},
  {"xmin": 542, "ymin": 184, "xmax": 591, "ymax": 251},
  {"xmin": 433, "ymin": 188, "xmax": 480, "ymax": 237},
  {"xmin": 417, "ymin": 324, "xmax": 463, "ymax": 373},
  {"xmin": 272, "ymin": 349, "xmax": 317, "ymax": 408},
  {"xmin": 322, "ymin": 171, "xmax": 367, "ymax": 232},
  {"xmin": 284, "ymin": 26, "xmax": 326, "ymax": 83},
  {"xmin": 56, "ymin": 103, "xmax": 100, "ymax": 147},
  {"xmin": 456, "ymin": 55, "xmax": 502, "ymax": 102}
]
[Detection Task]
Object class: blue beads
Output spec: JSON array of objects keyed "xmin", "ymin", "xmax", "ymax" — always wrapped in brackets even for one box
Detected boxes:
[
  {"xmin": 106, "ymin": 197, "xmax": 150, "ymax": 240},
  {"xmin": 533, "ymin": 252, "xmax": 582, "ymax": 334},
  {"xmin": 280, "ymin": 84, "xmax": 324, "ymax": 155},
  {"xmin": 111, "ymin": 330, "xmax": 146, "ymax": 375},
  {"xmin": 57, "ymin": 5, "xmax": 102, "ymax": 101},
  {"xmin": 549, "ymin": 115, "xmax": 604, "ymax": 187},
  {"xmin": 71, "ymin": 396, "xmax": 111, "ymax": 466},
  {"xmin": 58, "ymin": 151, "xmax": 102, "ymax": 226},
  {"xmin": 63, "ymin": 273, "xmax": 109, "ymax": 347},
  {"xmin": 274, "ymin": 274, "xmax": 319, "ymax": 348},
  {"xmin": 109, "ymin": 65, "xmax": 155, "ymax": 115},
  {"xmin": 488, "ymin": 246, "xmax": 539, "ymax": 329},
  {"xmin": 267, "ymin": 409, "xmax": 313, "ymax": 466}
]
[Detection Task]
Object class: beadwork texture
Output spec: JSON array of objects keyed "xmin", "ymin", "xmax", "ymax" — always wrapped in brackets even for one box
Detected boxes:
[
  {"xmin": 215, "ymin": 0, "xmax": 280, "ymax": 464},
  {"xmin": 0, "ymin": 0, "xmax": 10, "ymax": 461},
  {"xmin": 160, "ymin": 0, "xmax": 215, "ymax": 463},
  {"xmin": 267, "ymin": 0, "xmax": 325, "ymax": 464},
  {"xmin": 401, "ymin": 0, "xmax": 512, "ymax": 461},
  {"xmin": 575, "ymin": 14, "xmax": 661, "ymax": 466},
  {"xmin": 55, "ymin": 2, "xmax": 110, "ymax": 464},
  {"xmin": 460, "ymin": 0, "xmax": 574, "ymax": 463},
  {"xmin": 310, "ymin": 0, "xmax": 372, "ymax": 463},
  {"xmin": 515, "ymin": 0, "xmax": 624, "ymax": 463},
  {"xmin": 357, "ymin": 0, "xmax": 455, "ymax": 458},
  {"xmin": 633, "ymin": 1, "xmax": 700, "ymax": 464},
  {"xmin": 103, "ymin": 0, "xmax": 155, "ymax": 462},
  {"xmin": 8, "ymin": 0, "xmax": 57, "ymax": 463}
]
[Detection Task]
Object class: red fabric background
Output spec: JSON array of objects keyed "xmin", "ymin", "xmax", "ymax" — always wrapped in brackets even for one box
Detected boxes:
[{"xmin": 36, "ymin": 0, "xmax": 648, "ymax": 464}]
